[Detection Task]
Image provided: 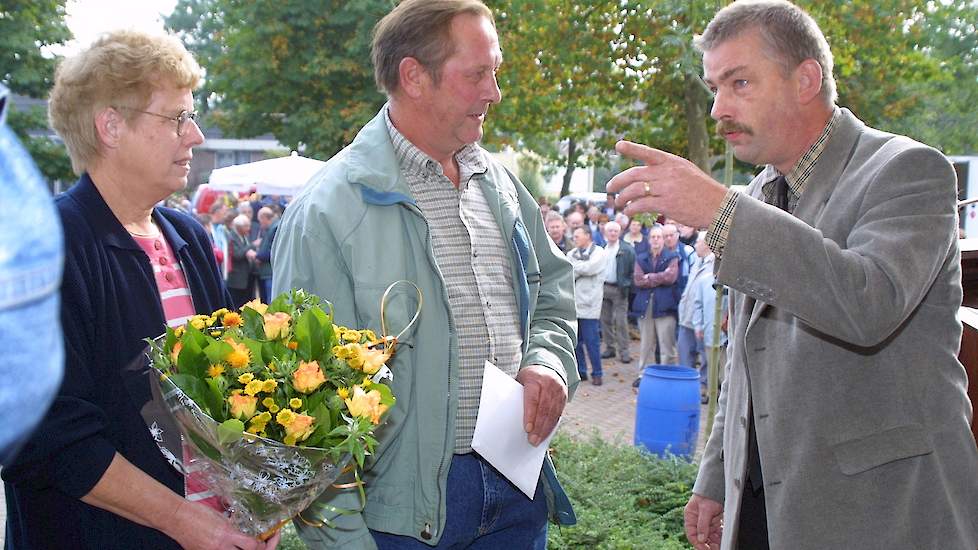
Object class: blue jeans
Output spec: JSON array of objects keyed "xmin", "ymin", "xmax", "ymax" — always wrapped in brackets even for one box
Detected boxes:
[
  {"xmin": 677, "ymin": 325, "xmax": 703, "ymax": 373},
  {"xmin": 575, "ymin": 318, "xmax": 602, "ymax": 377},
  {"xmin": 371, "ymin": 453, "xmax": 548, "ymax": 549}
]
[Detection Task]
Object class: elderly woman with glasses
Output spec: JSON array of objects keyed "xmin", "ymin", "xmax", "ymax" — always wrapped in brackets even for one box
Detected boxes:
[{"xmin": 1, "ymin": 31, "xmax": 278, "ymax": 550}]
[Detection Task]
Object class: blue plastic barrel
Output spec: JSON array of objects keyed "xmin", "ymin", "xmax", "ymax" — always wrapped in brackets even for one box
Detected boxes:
[{"xmin": 634, "ymin": 365, "xmax": 701, "ymax": 457}]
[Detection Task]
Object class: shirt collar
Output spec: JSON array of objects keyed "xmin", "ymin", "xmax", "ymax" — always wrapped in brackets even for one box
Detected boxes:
[
  {"xmin": 768, "ymin": 107, "xmax": 842, "ymax": 198},
  {"xmin": 384, "ymin": 106, "xmax": 487, "ymax": 188}
]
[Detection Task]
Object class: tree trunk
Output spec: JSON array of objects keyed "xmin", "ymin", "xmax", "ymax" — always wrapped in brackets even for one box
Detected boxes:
[
  {"xmin": 684, "ymin": 71, "xmax": 711, "ymax": 173},
  {"xmin": 560, "ymin": 137, "xmax": 577, "ymax": 197}
]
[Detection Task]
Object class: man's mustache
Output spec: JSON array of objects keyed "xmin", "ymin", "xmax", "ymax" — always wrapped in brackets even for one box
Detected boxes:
[{"xmin": 716, "ymin": 120, "xmax": 754, "ymax": 136}]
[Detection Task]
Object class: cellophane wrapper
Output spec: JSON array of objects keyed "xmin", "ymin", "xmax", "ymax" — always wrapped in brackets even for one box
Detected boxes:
[{"xmin": 145, "ymin": 368, "xmax": 350, "ymax": 537}]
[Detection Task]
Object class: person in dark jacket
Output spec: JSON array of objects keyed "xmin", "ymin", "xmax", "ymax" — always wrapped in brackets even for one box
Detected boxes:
[{"xmin": 0, "ymin": 30, "xmax": 278, "ymax": 550}]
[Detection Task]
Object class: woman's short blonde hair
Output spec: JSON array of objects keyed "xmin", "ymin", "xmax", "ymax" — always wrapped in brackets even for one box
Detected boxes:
[{"xmin": 48, "ymin": 30, "xmax": 202, "ymax": 175}]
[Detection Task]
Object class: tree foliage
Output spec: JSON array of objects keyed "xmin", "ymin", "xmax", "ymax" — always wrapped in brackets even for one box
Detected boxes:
[
  {"xmin": 167, "ymin": 0, "xmax": 391, "ymax": 160},
  {"xmin": 0, "ymin": 0, "xmax": 74, "ymax": 185}
]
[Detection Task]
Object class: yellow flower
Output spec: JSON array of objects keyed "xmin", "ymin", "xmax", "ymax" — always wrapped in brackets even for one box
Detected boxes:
[
  {"xmin": 262, "ymin": 397, "xmax": 276, "ymax": 408},
  {"xmin": 287, "ymin": 341, "xmax": 298, "ymax": 350},
  {"xmin": 268, "ymin": 403, "xmax": 280, "ymax": 413},
  {"xmin": 225, "ymin": 338, "xmax": 251, "ymax": 369},
  {"xmin": 207, "ymin": 364, "xmax": 225, "ymax": 378},
  {"xmin": 282, "ymin": 413, "xmax": 316, "ymax": 444},
  {"xmin": 289, "ymin": 398, "xmax": 303, "ymax": 409},
  {"xmin": 238, "ymin": 372, "xmax": 254, "ymax": 385},
  {"xmin": 358, "ymin": 344, "xmax": 391, "ymax": 375},
  {"xmin": 242, "ymin": 299, "xmax": 268, "ymax": 315},
  {"xmin": 263, "ymin": 312, "xmax": 292, "ymax": 340},
  {"xmin": 169, "ymin": 341, "xmax": 183, "ymax": 365},
  {"xmin": 342, "ymin": 329, "xmax": 361, "ymax": 342},
  {"xmin": 337, "ymin": 388, "xmax": 349, "ymax": 399},
  {"xmin": 292, "ymin": 361, "xmax": 326, "ymax": 394},
  {"xmin": 276, "ymin": 409, "xmax": 296, "ymax": 426},
  {"xmin": 258, "ymin": 411, "xmax": 272, "ymax": 423},
  {"xmin": 190, "ymin": 314, "xmax": 209, "ymax": 330},
  {"xmin": 244, "ymin": 380, "xmax": 264, "ymax": 396},
  {"xmin": 332, "ymin": 345, "xmax": 349, "ymax": 359},
  {"xmin": 209, "ymin": 330, "xmax": 221, "ymax": 337},
  {"xmin": 362, "ymin": 378, "xmax": 372, "ymax": 388},
  {"xmin": 213, "ymin": 308, "xmax": 230, "ymax": 318},
  {"xmin": 262, "ymin": 379, "xmax": 278, "ymax": 392},
  {"xmin": 363, "ymin": 329, "xmax": 378, "ymax": 342},
  {"xmin": 345, "ymin": 386, "xmax": 388, "ymax": 425},
  {"xmin": 222, "ymin": 311, "xmax": 243, "ymax": 328},
  {"xmin": 174, "ymin": 326, "xmax": 185, "ymax": 338},
  {"xmin": 228, "ymin": 392, "xmax": 258, "ymax": 420}
]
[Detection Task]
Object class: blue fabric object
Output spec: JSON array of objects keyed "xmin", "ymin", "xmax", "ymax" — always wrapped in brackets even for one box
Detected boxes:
[
  {"xmin": 370, "ymin": 453, "xmax": 548, "ymax": 549},
  {"xmin": 2, "ymin": 174, "xmax": 233, "ymax": 549},
  {"xmin": 575, "ymin": 318, "xmax": 603, "ymax": 377},
  {"xmin": 0, "ymin": 85, "xmax": 65, "ymax": 465}
]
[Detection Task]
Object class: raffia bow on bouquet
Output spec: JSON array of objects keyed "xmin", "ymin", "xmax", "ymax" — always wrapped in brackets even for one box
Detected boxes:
[{"xmin": 141, "ymin": 283, "xmax": 421, "ymax": 539}]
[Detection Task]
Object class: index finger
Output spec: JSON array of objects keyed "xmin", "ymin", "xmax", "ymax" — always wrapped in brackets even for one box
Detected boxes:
[{"xmin": 615, "ymin": 140, "xmax": 669, "ymax": 165}]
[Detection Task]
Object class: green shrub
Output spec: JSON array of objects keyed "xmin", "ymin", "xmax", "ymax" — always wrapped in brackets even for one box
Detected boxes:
[{"xmin": 277, "ymin": 433, "xmax": 698, "ymax": 549}]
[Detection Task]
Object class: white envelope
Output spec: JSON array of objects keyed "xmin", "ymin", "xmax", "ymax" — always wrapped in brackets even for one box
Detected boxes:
[{"xmin": 471, "ymin": 361, "xmax": 558, "ymax": 499}]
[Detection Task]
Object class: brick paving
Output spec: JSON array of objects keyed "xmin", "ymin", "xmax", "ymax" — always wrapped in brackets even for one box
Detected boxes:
[{"xmin": 558, "ymin": 352, "xmax": 713, "ymax": 461}]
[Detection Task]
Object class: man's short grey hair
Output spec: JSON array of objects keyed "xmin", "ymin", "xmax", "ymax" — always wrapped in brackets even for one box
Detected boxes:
[
  {"xmin": 371, "ymin": 0, "xmax": 493, "ymax": 96},
  {"xmin": 232, "ymin": 214, "xmax": 251, "ymax": 230},
  {"xmin": 605, "ymin": 221, "xmax": 621, "ymax": 233},
  {"xmin": 544, "ymin": 210, "xmax": 565, "ymax": 224},
  {"xmin": 694, "ymin": 0, "xmax": 836, "ymax": 105}
]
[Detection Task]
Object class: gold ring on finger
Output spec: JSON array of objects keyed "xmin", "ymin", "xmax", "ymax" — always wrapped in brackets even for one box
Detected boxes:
[{"xmin": 644, "ymin": 182, "xmax": 652, "ymax": 196}]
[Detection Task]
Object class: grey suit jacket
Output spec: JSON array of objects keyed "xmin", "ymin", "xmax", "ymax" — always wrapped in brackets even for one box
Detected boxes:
[{"xmin": 694, "ymin": 108, "xmax": 978, "ymax": 549}]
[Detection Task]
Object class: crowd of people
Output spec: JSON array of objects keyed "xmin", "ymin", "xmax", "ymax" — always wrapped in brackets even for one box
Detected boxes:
[
  {"xmin": 548, "ymin": 196, "xmax": 727, "ymax": 396},
  {"xmin": 1, "ymin": 0, "xmax": 977, "ymax": 549}
]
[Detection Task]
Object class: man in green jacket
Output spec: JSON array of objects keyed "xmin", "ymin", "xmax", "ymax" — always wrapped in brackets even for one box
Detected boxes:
[{"xmin": 272, "ymin": 1, "xmax": 579, "ymax": 548}]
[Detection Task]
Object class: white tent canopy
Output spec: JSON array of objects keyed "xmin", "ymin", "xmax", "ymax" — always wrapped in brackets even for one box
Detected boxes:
[{"xmin": 208, "ymin": 151, "xmax": 326, "ymax": 196}]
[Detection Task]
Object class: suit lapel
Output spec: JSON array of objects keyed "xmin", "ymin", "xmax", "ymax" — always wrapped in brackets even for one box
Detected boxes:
[{"xmin": 744, "ymin": 109, "xmax": 865, "ymax": 333}]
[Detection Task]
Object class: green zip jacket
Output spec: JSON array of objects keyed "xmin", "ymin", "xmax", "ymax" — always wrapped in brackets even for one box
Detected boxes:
[{"xmin": 272, "ymin": 108, "xmax": 579, "ymax": 548}]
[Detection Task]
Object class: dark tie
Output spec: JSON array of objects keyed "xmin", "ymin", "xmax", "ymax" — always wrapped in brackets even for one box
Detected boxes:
[{"xmin": 772, "ymin": 175, "xmax": 789, "ymax": 212}]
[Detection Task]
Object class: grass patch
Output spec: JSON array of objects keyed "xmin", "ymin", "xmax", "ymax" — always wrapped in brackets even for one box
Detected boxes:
[{"xmin": 275, "ymin": 433, "xmax": 698, "ymax": 549}]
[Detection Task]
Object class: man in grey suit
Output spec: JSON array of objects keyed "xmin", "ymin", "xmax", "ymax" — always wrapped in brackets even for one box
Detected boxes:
[{"xmin": 608, "ymin": 1, "xmax": 978, "ymax": 549}]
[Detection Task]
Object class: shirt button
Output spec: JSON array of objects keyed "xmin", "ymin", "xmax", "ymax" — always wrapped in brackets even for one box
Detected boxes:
[
  {"xmin": 159, "ymin": 256, "xmax": 169, "ymax": 265},
  {"xmin": 164, "ymin": 272, "xmax": 175, "ymax": 283},
  {"xmin": 154, "ymin": 240, "xmax": 163, "ymax": 250}
]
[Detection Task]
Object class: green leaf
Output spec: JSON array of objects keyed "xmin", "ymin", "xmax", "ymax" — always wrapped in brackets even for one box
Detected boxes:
[
  {"xmin": 168, "ymin": 374, "xmax": 212, "ymax": 416},
  {"xmin": 204, "ymin": 340, "xmax": 233, "ymax": 365},
  {"xmin": 205, "ymin": 376, "xmax": 228, "ymax": 421},
  {"xmin": 177, "ymin": 325, "xmax": 209, "ymax": 378},
  {"xmin": 241, "ymin": 305, "xmax": 266, "ymax": 339},
  {"xmin": 217, "ymin": 419, "xmax": 245, "ymax": 445},
  {"xmin": 186, "ymin": 430, "xmax": 222, "ymax": 462}
]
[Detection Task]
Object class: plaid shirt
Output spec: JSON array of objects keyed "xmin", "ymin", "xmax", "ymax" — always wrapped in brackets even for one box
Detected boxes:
[
  {"xmin": 386, "ymin": 110, "xmax": 523, "ymax": 453},
  {"xmin": 708, "ymin": 108, "xmax": 842, "ymax": 256}
]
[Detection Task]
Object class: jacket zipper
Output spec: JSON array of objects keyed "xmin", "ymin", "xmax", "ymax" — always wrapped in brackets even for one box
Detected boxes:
[{"xmin": 404, "ymin": 201, "xmax": 454, "ymax": 541}]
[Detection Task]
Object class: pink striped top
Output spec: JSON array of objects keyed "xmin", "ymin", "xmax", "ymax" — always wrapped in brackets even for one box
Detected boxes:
[
  {"xmin": 133, "ymin": 232, "xmax": 225, "ymax": 512},
  {"xmin": 131, "ymin": 234, "xmax": 195, "ymax": 327}
]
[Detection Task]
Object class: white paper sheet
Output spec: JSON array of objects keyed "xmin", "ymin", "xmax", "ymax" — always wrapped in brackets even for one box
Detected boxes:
[{"xmin": 470, "ymin": 361, "xmax": 557, "ymax": 499}]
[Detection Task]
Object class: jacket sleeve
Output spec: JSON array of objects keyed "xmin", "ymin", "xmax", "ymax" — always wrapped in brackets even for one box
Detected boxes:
[
  {"xmin": 512, "ymin": 176, "xmax": 579, "ymax": 398},
  {"xmin": 716, "ymin": 143, "xmax": 957, "ymax": 347},
  {"xmin": 646, "ymin": 258, "xmax": 678, "ymax": 287},
  {"xmin": 692, "ymin": 289, "xmax": 737, "ymax": 503},
  {"xmin": 1, "ymin": 235, "xmax": 117, "ymax": 497}
]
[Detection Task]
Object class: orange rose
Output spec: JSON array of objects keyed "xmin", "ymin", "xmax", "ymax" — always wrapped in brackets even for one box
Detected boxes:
[
  {"xmin": 262, "ymin": 312, "xmax": 292, "ymax": 340},
  {"xmin": 358, "ymin": 344, "xmax": 391, "ymax": 375},
  {"xmin": 282, "ymin": 413, "xmax": 316, "ymax": 444},
  {"xmin": 345, "ymin": 386, "xmax": 388, "ymax": 425},
  {"xmin": 228, "ymin": 392, "xmax": 258, "ymax": 420},
  {"xmin": 169, "ymin": 341, "xmax": 183, "ymax": 365},
  {"xmin": 292, "ymin": 361, "xmax": 326, "ymax": 394}
]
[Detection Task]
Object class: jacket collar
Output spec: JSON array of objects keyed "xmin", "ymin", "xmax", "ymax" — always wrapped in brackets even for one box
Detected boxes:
[
  {"xmin": 67, "ymin": 173, "xmax": 188, "ymax": 253},
  {"xmin": 792, "ymin": 108, "xmax": 865, "ymax": 225},
  {"xmin": 345, "ymin": 106, "xmax": 414, "ymax": 201}
]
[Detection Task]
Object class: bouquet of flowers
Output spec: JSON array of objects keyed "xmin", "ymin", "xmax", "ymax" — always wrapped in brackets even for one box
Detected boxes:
[{"xmin": 143, "ymin": 289, "xmax": 397, "ymax": 538}]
